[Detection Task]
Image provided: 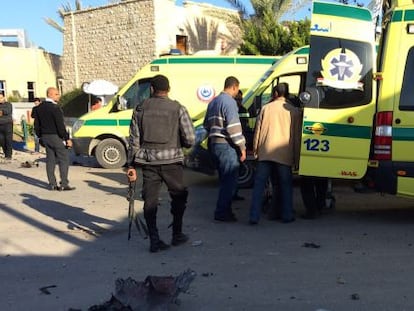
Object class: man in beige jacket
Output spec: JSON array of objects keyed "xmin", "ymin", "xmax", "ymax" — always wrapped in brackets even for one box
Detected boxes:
[{"xmin": 249, "ymin": 83, "xmax": 302, "ymax": 224}]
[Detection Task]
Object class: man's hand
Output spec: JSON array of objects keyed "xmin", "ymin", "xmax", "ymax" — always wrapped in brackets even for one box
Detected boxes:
[
  {"xmin": 127, "ymin": 168, "xmax": 137, "ymax": 182},
  {"xmin": 240, "ymin": 149, "xmax": 246, "ymax": 162}
]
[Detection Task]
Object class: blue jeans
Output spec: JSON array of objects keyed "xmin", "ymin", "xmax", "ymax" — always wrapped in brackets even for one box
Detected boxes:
[
  {"xmin": 250, "ymin": 161, "xmax": 274, "ymax": 222},
  {"xmin": 273, "ymin": 162, "xmax": 294, "ymax": 221},
  {"xmin": 209, "ymin": 143, "xmax": 239, "ymax": 219}
]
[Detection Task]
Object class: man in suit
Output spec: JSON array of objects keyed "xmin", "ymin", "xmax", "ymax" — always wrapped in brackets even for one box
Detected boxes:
[{"xmin": 32, "ymin": 87, "xmax": 75, "ymax": 191}]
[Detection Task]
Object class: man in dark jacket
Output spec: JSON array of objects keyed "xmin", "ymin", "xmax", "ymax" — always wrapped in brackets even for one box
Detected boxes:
[
  {"xmin": 0, "ymin": 93, "xmax": 13, "ymax": 160},
  {"xmin": 126, "ymin": 75, "xmax": 195, "ymax": 253},
  {"xmin": 32, "ymin": 87, "xmax": 75, "ymax": 191}
]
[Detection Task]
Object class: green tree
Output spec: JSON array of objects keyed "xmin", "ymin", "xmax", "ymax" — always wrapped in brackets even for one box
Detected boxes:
[
  {"xmin": 240, "ymin": 12, "xmax": 310, "ymax": 55},
  {"xmin": 226, "ymin": 0, "xmax": 310, "ymax": 55}
]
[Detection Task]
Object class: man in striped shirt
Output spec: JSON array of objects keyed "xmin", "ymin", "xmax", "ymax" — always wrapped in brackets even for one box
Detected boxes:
[{"xmin": 203, "ymin": 76, "xmax": 246, "ymax": 222}]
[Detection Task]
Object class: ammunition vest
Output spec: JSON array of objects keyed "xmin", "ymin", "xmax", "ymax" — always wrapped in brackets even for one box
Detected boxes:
[{"xmin": 138, "ymin": 96, "xmax": 181, "ymax": 149}]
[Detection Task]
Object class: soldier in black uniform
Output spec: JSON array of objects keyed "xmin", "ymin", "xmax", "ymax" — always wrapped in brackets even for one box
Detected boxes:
[{"xmin": 126, "ymin": 75, "xmax": 195, "ymax": 253}]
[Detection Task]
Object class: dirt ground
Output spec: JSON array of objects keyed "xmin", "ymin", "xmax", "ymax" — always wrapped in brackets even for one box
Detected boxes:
[{"xmin": 1, "ymin": 149, "xmax": 414, "ymax": 311}]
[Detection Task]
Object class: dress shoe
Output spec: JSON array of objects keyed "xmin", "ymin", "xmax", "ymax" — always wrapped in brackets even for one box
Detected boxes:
[
  {"xmin": 248, "ymin": 219, "xmax": 258, "ymax": 225},
  {"xmin": 281, "ymin": 218, "xmax": 295, "ymax": 224},
  {"xmin": 49, "ymin": 185, "xmax": 59, "ymax": 191},
  {"xmin": 59, "ymin": 185, "xmax": 76, "ymax": 191}
]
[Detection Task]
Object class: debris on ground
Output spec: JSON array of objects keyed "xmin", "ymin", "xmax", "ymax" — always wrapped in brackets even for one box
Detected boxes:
[
  {"xmin": 39, "ymin": 285, "xmax": 57, "ymax": 295},
  {"xmin": 87, "ymin": 269, "xmax": 196, "ymax": 311},
  {"xmin": 350, "ymin": 293, "xmax": 360, "ymax": 300},
  {"xmin": 20, "ymin": 160, "xmax": 39, "ymax": 168},
  {"xmin": 302, "ymin": 242, "xmax": 321, "ymax": 249}
]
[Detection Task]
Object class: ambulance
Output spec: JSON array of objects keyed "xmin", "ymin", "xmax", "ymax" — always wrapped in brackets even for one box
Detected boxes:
[
  {"xmin": 187, "ymin": 46, "xmax": 309, "ymax": 188},
  {"xmin": 71, "ymin": 55, "xmax": 279, "ymax": 169},
  {"xmin": 299, "ymin": 0, "xmax": 414, "ymax": 197}
]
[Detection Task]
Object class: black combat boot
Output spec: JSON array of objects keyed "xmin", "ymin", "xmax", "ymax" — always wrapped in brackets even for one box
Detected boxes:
[
  {"xmin": 145, "ymin": 213, "xmax": 170, "ymax": 253},
  {"xmin": 148, "ymin": 228, "xmax": 170, "ymax": 253},
  {"xmin": 171, "ymin": 214, "xmax": 189, "ymax": 246}
]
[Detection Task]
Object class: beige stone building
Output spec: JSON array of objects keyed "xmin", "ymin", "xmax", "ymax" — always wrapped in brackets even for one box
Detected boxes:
[
  {"xmin": 0, "ymin": 29, "xmax": 61, "ymax": 102},
  {"xmin": 61, "ymin": 0, "xmax": 241, "ymax": 92}
]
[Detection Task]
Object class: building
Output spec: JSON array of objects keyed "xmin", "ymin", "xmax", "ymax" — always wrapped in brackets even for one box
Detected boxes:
[
  {"xmin": 0, "ymin": 29, "xmax": 61, "ymax": 102},
  {"xmin": 61, "ymin": 0, "xmax": 241, "ymax": 92}
]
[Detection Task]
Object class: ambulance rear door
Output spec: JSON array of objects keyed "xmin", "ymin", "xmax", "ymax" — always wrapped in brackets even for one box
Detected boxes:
[{"xmin": 299, "ymin": 1, "xmax": 377, "ymax": 179}]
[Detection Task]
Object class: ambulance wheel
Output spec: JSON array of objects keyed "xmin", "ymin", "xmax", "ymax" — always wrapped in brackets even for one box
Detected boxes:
[
  {"xmin": 95, "ymin": 138, "xmax": 126, "ymax": 169},
  {"xmin": 238, "ymin": 160, "xmax": 255, "ymax": 189}
]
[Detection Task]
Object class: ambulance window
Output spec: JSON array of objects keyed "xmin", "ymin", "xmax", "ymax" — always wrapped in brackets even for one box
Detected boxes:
[
  {"xmin": 306, "ymin": 37, "xmax": 373, "ymax": 109},
  {"xmin": 122, "ymin": 80, "xmax": 151, "ymax": 109},
  {"xmin": 399, "ymin": 48, "xmax": 414, "ymax": 111},
  {"xmin": 248, "ymin": 73, "xmax": 304, "ymax": 116}
]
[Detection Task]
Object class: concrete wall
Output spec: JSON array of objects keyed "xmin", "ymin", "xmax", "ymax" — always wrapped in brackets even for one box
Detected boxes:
[{"xmin": 0, "ymin": 45, "xmax": 60, "ymax": 100}]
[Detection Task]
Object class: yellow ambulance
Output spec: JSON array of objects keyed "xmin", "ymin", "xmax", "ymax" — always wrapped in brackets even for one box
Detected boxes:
[
  {"xmin": 71, "ymin": 55, "xmax": 279, "ymax": 169},
  {"xmin": 299, "ymin": 0, "xmax": 414, "ymax": 197}
]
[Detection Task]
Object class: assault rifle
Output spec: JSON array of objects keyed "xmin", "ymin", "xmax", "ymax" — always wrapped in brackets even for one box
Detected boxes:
[{"xmin": 127, "ymin": 179, "xmax": 148, "ymax": 240}]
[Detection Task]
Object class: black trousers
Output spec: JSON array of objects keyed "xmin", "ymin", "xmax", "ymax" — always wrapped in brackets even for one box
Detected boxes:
[
  {"xmin": 141, "ymin": 163, "xmax": 188, "ymax": 225},
  {"xmin": 41, "ymin": 134, "xmax": 70, "ymax": 187},
  {"xmin": 0, "ymin": 123, "xmax": 13, "ymax": 158}
]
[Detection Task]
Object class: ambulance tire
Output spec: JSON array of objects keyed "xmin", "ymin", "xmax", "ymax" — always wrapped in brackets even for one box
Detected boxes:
[
  {"xmin": 238, "ymin": 160, "xmax": 255, "ymax": 189},
  {"xmin": 95, "ymin": 138, "xmax": 126, "ymax": 169}
]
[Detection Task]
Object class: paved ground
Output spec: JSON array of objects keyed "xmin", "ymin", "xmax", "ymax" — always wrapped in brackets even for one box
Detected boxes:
[{"xmin": 1, "ymin": 149, "xmax": 414, "ymax": 311}]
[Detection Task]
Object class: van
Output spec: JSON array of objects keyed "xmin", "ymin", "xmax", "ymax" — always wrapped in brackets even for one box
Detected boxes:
[
  {"xmin": 71, "ymin": 55, "xmax": 279, "ymax": 169},
  {"xmin": 187, "ymin": 46, "xmax": 309, "ymax": 188},
  {"xmin": 299, "ymin": 0, "xmax": 414, "ymax": 197}
]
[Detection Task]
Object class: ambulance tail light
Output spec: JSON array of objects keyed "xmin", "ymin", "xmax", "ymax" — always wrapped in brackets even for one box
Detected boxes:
[{"xmin": 373, "ymin": 111, "xmax": 393, "ymax": 160}]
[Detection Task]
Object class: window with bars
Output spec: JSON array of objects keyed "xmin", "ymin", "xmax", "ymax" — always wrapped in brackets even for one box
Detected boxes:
[
  {"xmin": 27, "ymin": 81, "xmax": 35, "ymax": 102},
  {"xmin": 0, "ymin": 80, "xmax": 6, "ymax": 96}
]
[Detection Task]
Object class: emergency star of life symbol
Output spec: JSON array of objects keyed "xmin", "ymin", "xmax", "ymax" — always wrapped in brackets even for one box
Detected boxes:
[
  {"xmin": 330, "ymin": 53, "xmax": 353, "ymax": 81},
  {"xmin": 319, "ymin": 48, "xmax": 364, "ymax": 90}
]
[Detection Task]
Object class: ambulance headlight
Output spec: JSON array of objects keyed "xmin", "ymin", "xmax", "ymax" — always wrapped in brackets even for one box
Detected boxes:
[
  {"xmin": 299, "ymin": 91, "xmax": 311, "ymax": 105},
  {"xmin": 72, "ymin": 119, "xmax": 84, "ymax": 135}
]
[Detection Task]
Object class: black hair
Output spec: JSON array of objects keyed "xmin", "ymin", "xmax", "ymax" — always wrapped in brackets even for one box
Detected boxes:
[
  {"xmin": 275, "ymin": 82, "xmax": 289, "ymax": 98},
  {"xmin": 151, "ymin": 75, "xmax": 170, "ymax": 91},
  {"xmin": 224, "ymin": 76, "xmax": 240, "ymax": 89}
]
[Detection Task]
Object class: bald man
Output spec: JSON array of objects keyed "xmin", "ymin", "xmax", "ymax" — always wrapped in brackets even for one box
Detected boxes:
[{"xmin": 32, "ymin": 87, "xmax": 75, "ymax": 191}]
